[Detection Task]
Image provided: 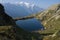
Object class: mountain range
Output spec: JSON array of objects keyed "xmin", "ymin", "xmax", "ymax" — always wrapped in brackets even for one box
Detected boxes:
[{"xmin": 3, "ymin": 2, "xmax": 43, "ymax": 18}]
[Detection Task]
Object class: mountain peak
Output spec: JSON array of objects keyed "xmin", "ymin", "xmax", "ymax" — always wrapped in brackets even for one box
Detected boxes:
[{"xmin": 19, "ymin": 2, "xmax": 35, "ymax": 8}]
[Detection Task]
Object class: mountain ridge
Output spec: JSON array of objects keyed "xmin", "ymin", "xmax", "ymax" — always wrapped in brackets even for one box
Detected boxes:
[{"xmin": 3, "ymin": 3, "xmax": 43, "ymax": 17}]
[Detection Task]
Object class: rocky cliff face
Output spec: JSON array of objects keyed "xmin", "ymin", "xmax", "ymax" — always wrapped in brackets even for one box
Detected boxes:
[
  {"xmin": 35, "ymin": 4, "xmax": 60, "ymax": 40},
  {"xmin": 0, "ymin": 4, "xmax": 17, "ymax": 40},
  {"xmin": 36, "ymin": 4, "xmax": 60, "ymax": 29},
  {"xmin": 36, "ymin": 4, "xmax": 60, "ymax": 31}
]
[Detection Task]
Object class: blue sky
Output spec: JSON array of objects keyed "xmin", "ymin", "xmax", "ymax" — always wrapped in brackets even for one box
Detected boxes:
[{"xmin": 0, "ymin": 0, "xmax": 60, "ymax": 8}]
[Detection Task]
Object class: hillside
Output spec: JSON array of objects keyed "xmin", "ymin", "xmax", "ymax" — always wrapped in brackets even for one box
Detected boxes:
[
  {"xmin": 36, "ymin": 4, "xmax": 60, "ymax": 33},
  {"xmin": 34, "ymin": 4, "xmax": 60, "ymax": 40}
]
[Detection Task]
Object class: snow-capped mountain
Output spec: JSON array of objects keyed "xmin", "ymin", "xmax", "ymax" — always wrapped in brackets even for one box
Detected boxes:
[
  {"xmin": 3, "ymin": 2, "xmax": 43, "ymax": 17},
  {"xmin": 19, "ymin": 2, "xmax": 34, "ymax": 8}
]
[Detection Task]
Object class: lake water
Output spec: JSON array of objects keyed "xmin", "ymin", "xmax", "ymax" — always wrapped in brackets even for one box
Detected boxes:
[{"xmin": 16, "ymin": 18, "xmax": 44, "ymax": 31}]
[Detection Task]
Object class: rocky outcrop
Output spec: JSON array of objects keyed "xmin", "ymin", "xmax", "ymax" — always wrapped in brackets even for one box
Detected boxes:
[
  {"xmin": 36, "ymin": 4, "xmax": 60, "ymax": 28},
  {"xmin": 36, "ymin": 4, "xmax": 60, "ymax": 32}
]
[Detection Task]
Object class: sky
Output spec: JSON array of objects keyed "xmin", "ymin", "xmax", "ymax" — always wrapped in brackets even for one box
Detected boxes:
[{"xmin": 0, "ymin": 0, "xmax": 60, "ymax": 8}]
